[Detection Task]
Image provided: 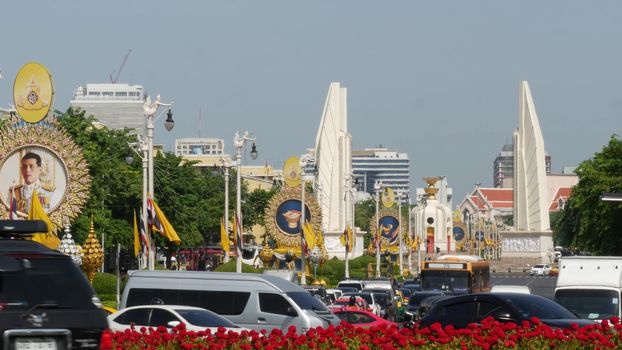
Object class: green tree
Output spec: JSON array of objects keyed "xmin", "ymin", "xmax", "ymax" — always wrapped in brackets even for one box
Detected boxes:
[
  {"xmin": 555, "ymin": 136, "xmax": 622, "ymax": 254},
  {"xmin": 243, "ymin": 188, "xmax": 277, "ymax": 227},
  {"xmin": 355, "ymin": 198, "xmax": 375, "ymax": 248},
  {"xmin": 58, "ymin": 108, "xmax": 141, "ymax": 247}
]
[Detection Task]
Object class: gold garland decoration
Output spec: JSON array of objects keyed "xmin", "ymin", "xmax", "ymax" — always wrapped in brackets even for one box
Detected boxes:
[
  {"xmin": 263, "ymin": 185, "xmax": 322, "ymax": 248},
  {"xmin": 0, "ymin": 122, "xmax": 91, "ymax": 234},
  {"xmin": 368, "ymin": 207, "xmax": 409, "ymax": 254}
]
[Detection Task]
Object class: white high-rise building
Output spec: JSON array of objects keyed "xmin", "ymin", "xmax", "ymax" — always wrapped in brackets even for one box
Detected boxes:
[{"xmin": 70, "ymin": 84, "xmax": 145, "ymax": 133}]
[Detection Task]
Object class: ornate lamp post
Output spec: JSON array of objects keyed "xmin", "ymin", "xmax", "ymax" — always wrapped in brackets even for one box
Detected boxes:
[
  {"xmin": 310, "ymin": 246, "xmax": 321, "ymax": 282},
  {"xmin": 397, "ymin": 190, "xmax": 404, "ymax": 276},
  {"xmin": 374, "ymin": 180, "xmax": 383, "ymax": 277},
  {"xmin": 127, "ymin": 95, "xmax": 174, "ymax": 270},
  {"xmin": 219, "ymin": 158, "xmax": 231, "ymax": 263},
  {"xmin": 234, "ymin": 131, "xmax": 258, "ymax": 273}
]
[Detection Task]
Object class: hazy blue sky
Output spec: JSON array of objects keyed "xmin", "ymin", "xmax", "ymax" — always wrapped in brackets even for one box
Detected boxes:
[{"xmin": 1, "ymin": 1, "xmax": 620, "ymax": 204}]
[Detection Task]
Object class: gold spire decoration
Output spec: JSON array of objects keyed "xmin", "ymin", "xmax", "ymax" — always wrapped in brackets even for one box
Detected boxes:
[
  {"xmin": 259, "ymin": 243, "xmax": 274, "ymax": 267},
  {"xmin": 81, "ymin": 219, "xmax": 103, "ymax": 284}
]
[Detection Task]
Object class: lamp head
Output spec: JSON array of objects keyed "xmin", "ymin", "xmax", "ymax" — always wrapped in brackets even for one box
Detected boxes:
[
  {"xmin": 125, "ymin": 154, "xmax": 134, "ymax": 165},
  {"xmin": 250, "ymin": 142, "xmax": 258, "ymax": 160},
  {"xmin": 164, "ymin": 109, "xmax": 174, "ymax": 131}
]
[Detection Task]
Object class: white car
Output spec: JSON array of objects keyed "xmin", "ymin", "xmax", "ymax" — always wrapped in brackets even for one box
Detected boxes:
[
  {"xmin": 108, "ymin": 305, "xmax": 248, "ymax": 333},
  {"xmin": 530, "ymin": 264, "xmax": 552, "ymax": 276}
]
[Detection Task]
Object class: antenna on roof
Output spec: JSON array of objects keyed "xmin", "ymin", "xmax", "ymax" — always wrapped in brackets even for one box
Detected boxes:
[{"xmin": 198, "ymin": 107, "xmax": 202, "ymax": 138}]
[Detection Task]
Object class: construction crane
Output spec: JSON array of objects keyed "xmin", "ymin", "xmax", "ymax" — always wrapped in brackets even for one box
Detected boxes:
[{"xmin": 109, "ymin": 49, "xmax": 132, "ymax": 84}]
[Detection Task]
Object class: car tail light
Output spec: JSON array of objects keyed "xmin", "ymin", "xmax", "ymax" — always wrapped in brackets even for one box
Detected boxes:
[{"xmin": 100, "ymin": 329, "xmax": 113, "ymax": 350}]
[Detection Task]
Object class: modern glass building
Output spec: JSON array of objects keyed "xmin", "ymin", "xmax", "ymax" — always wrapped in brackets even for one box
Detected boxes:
[{"xmin": 352, "ymin": 148, "xmax": 410, "ymax": 195}]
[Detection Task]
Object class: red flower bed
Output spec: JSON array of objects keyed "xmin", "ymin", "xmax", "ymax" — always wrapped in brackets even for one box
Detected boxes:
[{"xmin": 111, "ymin": 316, "xmax": 622, "ymax": 349}]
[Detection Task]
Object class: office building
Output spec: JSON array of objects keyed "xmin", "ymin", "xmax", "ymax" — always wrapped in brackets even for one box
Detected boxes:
[
  {"xmin": 352, "ymin": 148, "xmax": 410, "ymax": 195},
  {"xmin": 175, "ymin": 138, "xmax": 225, "ymax": 157},
  {"xmin": 493, "ymin": 141, "xmax": 551, "ymax": 188},
  {"xmin": 70, "ymin": 83, "xmax": 145, "ymax": 133}
]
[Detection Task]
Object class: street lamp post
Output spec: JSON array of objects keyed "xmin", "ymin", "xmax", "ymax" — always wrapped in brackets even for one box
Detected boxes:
[
  {"xmin": 418, "ymin": 195, "xmax": 427, "ymax": 276},
  {"xmin": 406, "ymin": 193, "xmax": 412, "ymax": 275},
  {"xmin": 397, "ymin": 190, "xmax": 404, "ymax": 276},
  {"xmin": 300, "ymin": 174, "xmax": 308, "ymax": 285},
  {"xmin": 220, "ymin": 158, "xmax": 231, "ymax": 263},
  {"xmin": 374, "ymin": 180, "xmax": 383, "ymax": 277},
  {"xmin": 141, "ymin": 95, "xmax": 174, "ymax": 270},
  {"xmin": 234, "ymin": 131, "xmax": 258, "ymax": 273}
]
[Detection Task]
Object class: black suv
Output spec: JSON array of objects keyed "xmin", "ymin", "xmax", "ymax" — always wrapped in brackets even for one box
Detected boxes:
[{"xmin": 0, "ymin": 220, "xmax": 110, "ymax": 349}]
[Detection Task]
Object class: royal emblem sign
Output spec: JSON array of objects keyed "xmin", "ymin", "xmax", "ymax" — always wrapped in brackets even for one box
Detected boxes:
[
  {"xmin": 13, "ymin": 62, "xmax": 54, "ymax": 123},
  {"xmin": 283, "ymin": 156, "xmax": 301, "ymax": 188}
]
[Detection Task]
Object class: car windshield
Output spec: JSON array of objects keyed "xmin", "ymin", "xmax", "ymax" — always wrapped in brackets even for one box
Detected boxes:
[
  {"xmin": 372, "ymin": 293, "xmax": 390, "ymax": 306},
  {"xmin": 533, "ymin": 265, "xmax": 545, "ymax": 268},
  {"xmin": 286, "ymin": 292, "xmax": 329, "ymax": 312},
  {"xmin": 555, "ymin": 289, "xmax": 619, "ymax": 320},
  {"xmin": 175, "ymin": 309, "xmax": 238, "ymax": 328},
  {"xmin": 338, "ymin": 283, "xmax": 362, "ymax": 290},
  {"xmin": 408, "ymin": 292, "xmax": 443, "ymax": 307},
  {"xmin": 421, "ymin": 270, "xmax": 469, "ymax": 292},
  {"xmin": 399, "ymin": 289, "xmax": 412, "ymax": 298},
  {"xmin": 0, "ymin": 255, "xmax": 95, "ymax": 310},
  {"xmin": 505, "ymin": 295, "xmax": 576, "ymax": 320}
]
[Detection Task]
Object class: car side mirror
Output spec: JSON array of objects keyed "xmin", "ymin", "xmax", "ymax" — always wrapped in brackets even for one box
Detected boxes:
[
  {"xmin": 287, "ymin": 306, "xmax": 298, "ymax": 317},
  {"xmin": 494, "ymin": 312, "xmax": 515, "ymax": 322},
  {"xmin": 167, "ymin": 320, "xmax": 181, "ymax": 328}
]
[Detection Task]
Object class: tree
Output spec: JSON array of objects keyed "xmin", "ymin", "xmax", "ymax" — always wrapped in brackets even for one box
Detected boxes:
[
  {"xmin": 555, "ymin": 136, "xmax": 622, "ymax": 254},
  {"xmin": 355, "ymin": 199, "xmax": 375, "ymax": 248}
]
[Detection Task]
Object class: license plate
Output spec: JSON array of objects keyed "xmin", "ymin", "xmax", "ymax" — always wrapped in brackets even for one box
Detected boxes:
[{"xmin": 14, "ymin": 338, "xmax": 57, "ymax": 350}]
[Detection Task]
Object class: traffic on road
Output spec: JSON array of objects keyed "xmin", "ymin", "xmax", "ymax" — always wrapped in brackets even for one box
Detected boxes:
[{"xmin": 1, "ymin": 223, "xmax": 616, "ymax": 349}]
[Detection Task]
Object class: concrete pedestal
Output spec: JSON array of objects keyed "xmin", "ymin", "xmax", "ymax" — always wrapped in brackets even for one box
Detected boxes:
[{"xmin": 501, "ymin": 230, "xmax": 554, "ymax": 264}]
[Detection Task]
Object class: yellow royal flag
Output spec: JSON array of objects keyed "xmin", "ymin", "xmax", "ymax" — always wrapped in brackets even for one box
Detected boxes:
[
  {"xmin": 232, "ymin": 215, "xmax": 238, "ymax": 248},
  {"xmin": 151, "ymin": 200, "xmax": 181, "ymax": 245},
  {"xmin": 220, "ymin": 217, "xmax": 230, "ymax": 253},
  {"xmin": 133, "ymin": 210, "xmax": 140, "ymax": 257},
  {"xmin": 28, "ymin": 190, "xmax": 60, "ymax": 249},
  {"xmin": 303, "ymin": 221, "xmax": 316, "ymax": 250}
]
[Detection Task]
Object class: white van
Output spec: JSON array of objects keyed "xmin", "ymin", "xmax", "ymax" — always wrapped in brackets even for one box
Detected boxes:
[
  {"xmin": 120, "ymin": 270, "xmax": 339, "ymax": 333},
  {"xmin": 554, "ymin": 256, "xmax": 622, "ymax": 320}
]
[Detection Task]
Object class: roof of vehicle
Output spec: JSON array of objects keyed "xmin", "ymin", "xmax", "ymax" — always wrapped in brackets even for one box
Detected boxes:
[
  {"xmin": 363, "ymin": 283, "xmax": 392, "ymax": 290},
  {"xmin": 557, "ymin": 257, "xmax": 622, "ymax": 289},
  {"xmin": 127, "ymin": 270, "xmax": 305, "ymax": 292},
  {"xmin": 0, "ymin": 239, "xmax": 66, "ymax": 257},
  {"xmin": 490, "ymin": 285, "xmax": 531, "ymax": 294},
  {"xmin": 436, "ymin": 254, "xmax": 484, "ymax": 262}
]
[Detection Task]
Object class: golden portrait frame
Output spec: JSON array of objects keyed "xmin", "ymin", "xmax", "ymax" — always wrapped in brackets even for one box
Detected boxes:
[
  {"xmin": 264, "ymin": 185, "xmax": 322, "ymax": 248},
  {"xmin": 0, "ymin": 123, "xmax": 91, "ymax": 233}
]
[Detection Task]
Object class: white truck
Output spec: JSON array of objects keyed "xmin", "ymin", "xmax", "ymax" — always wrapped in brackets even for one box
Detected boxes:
[{"xmin": 554, "ymin": 256, "xmax": 622, "ymax": 320}]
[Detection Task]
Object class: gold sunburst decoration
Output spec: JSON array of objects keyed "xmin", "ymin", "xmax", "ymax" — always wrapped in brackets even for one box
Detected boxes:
[
  {"xmin": 369, "ymin": 207, "xmax": 409, "ymax": 254},
  {"xmin": 0, "ymin": 122, "xmax": 91, "ymax": 234},
  {"xmin": 264, "ymin": 185, "xmax": 322, "ymax": 248}
]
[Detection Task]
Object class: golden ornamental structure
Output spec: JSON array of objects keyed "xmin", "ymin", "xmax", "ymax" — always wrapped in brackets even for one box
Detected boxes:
[
  {"xmin": 262, "ymin": 185, "xmax": 327, "ymax": 268},
  {"xmin": 81, "ymin": 220, "xmax": 103, "ymax": 284},
  {"xmin": 0, "ymin": 121, "xmax": 91, "ymax": 234},
  {"xmin": 368, "ymin": 207, "xmax": 409, "ymax": 255}
]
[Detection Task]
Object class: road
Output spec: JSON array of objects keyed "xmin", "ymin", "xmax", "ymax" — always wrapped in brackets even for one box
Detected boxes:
[{"xmin": 492, "ymin": 274, "xmax": 557, "ymax": 299}]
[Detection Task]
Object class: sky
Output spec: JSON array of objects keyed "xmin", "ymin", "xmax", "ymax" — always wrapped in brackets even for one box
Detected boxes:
[{"xmin": 1, "ymin": 1, "xmax": 621, "ymax": 205}]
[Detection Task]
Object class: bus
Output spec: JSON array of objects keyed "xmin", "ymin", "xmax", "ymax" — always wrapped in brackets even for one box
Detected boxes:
[{"xmin": 420, "ymin": 255, "xmax": 491, "ymax": 294}]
